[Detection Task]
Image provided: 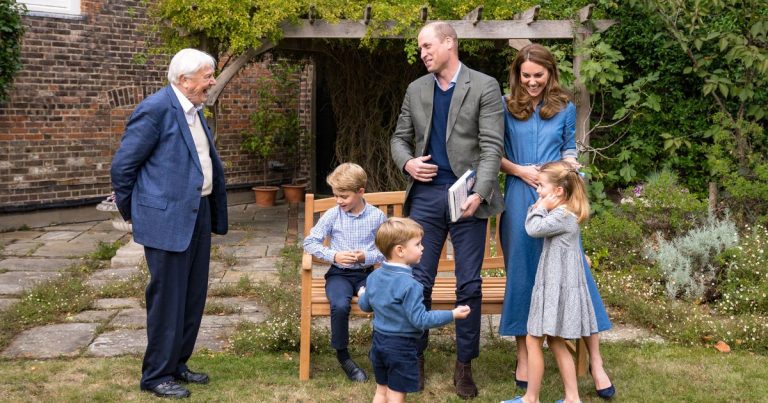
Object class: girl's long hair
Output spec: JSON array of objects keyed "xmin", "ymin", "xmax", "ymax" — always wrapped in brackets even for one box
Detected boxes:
[
  {"xmin": 506, "ymin": 43, "xmax": 570, "ymax": 121},
  {"xmin": 538, "ymin": 161, "xmax": 589, "ymax": 223}
]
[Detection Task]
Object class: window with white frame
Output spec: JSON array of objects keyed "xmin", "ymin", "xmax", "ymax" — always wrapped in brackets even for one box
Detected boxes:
[{"xmin": 19, "ymin": 0, "xmax": 80, "ymax": 15}]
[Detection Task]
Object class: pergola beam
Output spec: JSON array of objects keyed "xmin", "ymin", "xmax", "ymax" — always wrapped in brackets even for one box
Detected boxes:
[{"xmin": 278, "ymin": 19, "xmax": 615, "ymax": 40}]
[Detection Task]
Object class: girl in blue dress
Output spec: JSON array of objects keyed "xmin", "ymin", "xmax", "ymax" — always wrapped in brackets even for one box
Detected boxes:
[{"xmin": 498, "ymin": 43, "xmax": 615, "ymax": 400}]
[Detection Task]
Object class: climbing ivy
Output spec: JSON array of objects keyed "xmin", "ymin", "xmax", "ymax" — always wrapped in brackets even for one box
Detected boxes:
[{"xmin": 0, "ymin": 0, "xmax": 25, "ymax": 103}]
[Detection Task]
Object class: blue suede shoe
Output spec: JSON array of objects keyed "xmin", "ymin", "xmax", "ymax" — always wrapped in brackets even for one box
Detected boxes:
[
  {"xmin": 590, "ymin": 365, "xmax": 616, "ymax": 399},
  {"xmin": 596, "ymin": 384, "xmax": 616, "ymax": 399},
  {"xmin": 500, "ymin": 397, "xmax": 524, "ymax": 403}
]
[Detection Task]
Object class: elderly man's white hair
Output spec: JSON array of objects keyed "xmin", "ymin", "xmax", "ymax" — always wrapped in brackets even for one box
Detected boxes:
[{"xmin": 167, "ymin": 48, "xmax": 216, "ymax": 85}]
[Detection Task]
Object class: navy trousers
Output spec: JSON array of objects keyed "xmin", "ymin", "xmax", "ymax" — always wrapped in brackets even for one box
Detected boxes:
[
  {"xmin": 408, "ymin": 182, "xmax": 487, "ymax": 363},
  {"xmin": 325, "ymin": 265, "xmax": 371, "ymax": 350},
  {"xmin": 140, "ymin": 197, "xmax": 211, "ymax": 390}
]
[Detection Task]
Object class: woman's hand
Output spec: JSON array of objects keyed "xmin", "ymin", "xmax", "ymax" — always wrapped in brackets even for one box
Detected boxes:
[
  {"xmin": 562, "ymin": 157, "xmax": 581, "ymax": 170},
  {"xmin": 502, "ymin": 157, "xmax": 539, "ymax": 188},
  {"xmin": 516, "ymin": 164, "xmax": 540, "ymax": 189}
]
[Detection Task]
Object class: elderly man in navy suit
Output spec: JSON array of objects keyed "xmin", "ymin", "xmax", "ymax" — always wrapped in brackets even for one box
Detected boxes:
[{"xmin": 111, "ymin": 48, "xmax": 228, "ymax": 399}]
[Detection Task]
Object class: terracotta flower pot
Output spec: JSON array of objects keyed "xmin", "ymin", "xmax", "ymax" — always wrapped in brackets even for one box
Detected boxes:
[
  {"xmin": 253, "ymin": 186, "xmax": 279, "ymax": 207},
  {"xmin": 281, "ymin": 183, "xmax": 306, "ymax": 204}
]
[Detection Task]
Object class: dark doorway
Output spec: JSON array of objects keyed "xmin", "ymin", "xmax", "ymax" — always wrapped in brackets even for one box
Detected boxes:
[{"xmin": 314, "ymin": 61, "xmax": 337, "ymax": 196}]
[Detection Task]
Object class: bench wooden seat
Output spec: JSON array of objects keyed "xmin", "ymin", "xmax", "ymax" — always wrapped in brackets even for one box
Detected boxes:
[{"xmin": 299, "ymin": 190, "xmax": 586, "ymax": 381}]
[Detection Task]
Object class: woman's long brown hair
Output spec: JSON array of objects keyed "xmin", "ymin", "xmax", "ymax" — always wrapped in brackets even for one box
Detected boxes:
[{"xmin": 506, "ymin": 44, "xmax": 571, "ymax": 121}]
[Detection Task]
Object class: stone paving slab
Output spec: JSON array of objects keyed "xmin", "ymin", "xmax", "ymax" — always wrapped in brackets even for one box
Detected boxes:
[
  {"xmin": 108, "ymin": 308, "xmax": 146, "ymax": 328},
  {"xmin": 228, "ymin": 257, "xmax": 280, "ymax": 272},
  {"xmin": 217, "ymin": 245, "xmax": 268, "ymax": 259},
  {"xmin": 75, "ymin": 231, "xmax": 126, "ymax": 245},
  {"xmin": 38, "ymin": 231, "xmax": 81, "ymax": 241},
  {"xmin": 211, "ymin": 230, "xmax": 250, "ymax": 246},
  {"xmin": 86, "ymin": 267, "xmax": 143, "ymax": 288},
  {"xmin": 0, "ymin": 298, "xmax": 19, "ymax": 311},
  {"xmin": 2, "ymin": 323, "xmax": 99, "ymax": 359},
  {"xmin": 195, "ymin": 326, "xmax": 230, "ymax": 352},
  {"xmin": 69, "ymin": 310, "xmax": 116, "ymax": 323},
  {"xmin": 1, "ymin": 241, "xmax": 44, "ymax": 256},
  {"xmin": 93, "ymin": 298, "xmax": 142, "ymax": 310},
  {"xmin": 42, "ymin": 222, "xmax": 98, "ymax": 232},
  {"xmin": 0, "ymin": 231, "xmax": 42, "ymax": 242},
  {"xmin": 31, "ymin": 241, "xmax": 97, "ymax": 258},
  {"xmin": 207, "ymin": 297, "xmax": 264, "ymax": 314},
  {"xmin": 219, "ymin": 271, "xmax": 278, "ymax": 284},
  {"xmin": 0, "ymin": 271, "xmax": 62, "ymax": 295},
  {"xmin": 87, "ymin": 329, "xmax": 146, "ymax": 357},
  {"xmin": 0, "ymin": 257, "xmax": 80, "ymax": 272}
]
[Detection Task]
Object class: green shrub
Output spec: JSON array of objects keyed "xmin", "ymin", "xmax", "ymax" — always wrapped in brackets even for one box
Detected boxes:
[
  {"xmin": 646, "ymin": 216, "xmax": 738, "ymax": 301},
  {"xmin": 582, "ymin": 210, "xmax": 645, "ymax": 271},
  {"xmin": 620, "ymin": 170, "xmax": 708, "ymax": 237},
  {"xmin": 716, "ymin": 225, "xmax": 768, "ymax": 315}
]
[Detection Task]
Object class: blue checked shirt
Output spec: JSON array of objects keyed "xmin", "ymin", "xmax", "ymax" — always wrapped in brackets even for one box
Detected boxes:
[{"xmin": 303, "ymin": 201, "xmax": 387, "ymax": 269}]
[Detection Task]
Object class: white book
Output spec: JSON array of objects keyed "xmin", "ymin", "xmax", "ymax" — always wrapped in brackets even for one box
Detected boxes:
[{"xmin": 448, "ymin": 169, "xmax": 477, "ymax": 222}]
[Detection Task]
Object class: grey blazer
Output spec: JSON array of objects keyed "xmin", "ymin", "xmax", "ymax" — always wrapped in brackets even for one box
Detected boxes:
[{"xmin": 391, "ymin": 64, "xmax": 505, "ymax": 218}]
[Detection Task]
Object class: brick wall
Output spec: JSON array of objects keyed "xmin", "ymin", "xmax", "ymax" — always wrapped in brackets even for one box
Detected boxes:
[{"xmin": 0, "ymin": 0, "xmax": 313, "ymax": 212}]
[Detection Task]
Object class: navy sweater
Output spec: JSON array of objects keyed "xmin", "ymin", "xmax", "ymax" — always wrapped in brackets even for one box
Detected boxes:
[
  {"xmin": 426, "ymin": 83, "xmax": 458, "ymax": 185},
  {"xmin": 358, "ymin": 262, "xmax": 454, "ymax": 338}
]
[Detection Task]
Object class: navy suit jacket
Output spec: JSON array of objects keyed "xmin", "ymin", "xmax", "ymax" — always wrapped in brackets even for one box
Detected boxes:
[{"xmin": 110, "ymin": 85, "xmax": 228, "ymax": 252}]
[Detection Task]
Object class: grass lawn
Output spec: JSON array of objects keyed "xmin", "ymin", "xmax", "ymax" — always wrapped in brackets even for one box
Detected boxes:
[{"xmin": 0, "ymin": 341, "xmax": 766, "ymax": 402}]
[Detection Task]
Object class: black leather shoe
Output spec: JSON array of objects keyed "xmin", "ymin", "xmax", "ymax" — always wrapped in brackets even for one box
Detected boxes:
[
  {"xmin": 144, "ymin": 381, "xmax": 191, "ymax": 399},
  {"xmin": 340, "ymin": 358, "xmax": 368, "ymax": 382},
  {"xmin": 176, "ymin": 370, "xmax": 209, "ymax": 385}
]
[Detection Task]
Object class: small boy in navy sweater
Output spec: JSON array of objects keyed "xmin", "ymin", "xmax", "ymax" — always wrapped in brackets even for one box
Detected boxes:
[{"xmin": 358, "ymin": 217, "xmax": 470, "ymax": 402}]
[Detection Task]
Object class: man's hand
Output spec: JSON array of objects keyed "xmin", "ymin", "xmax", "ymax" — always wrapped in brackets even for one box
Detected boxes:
[
  {"xmin": 334, "ymin": 251, "xmax": 359, "ymax": 266},
  {"xmin": 404, "ymin": 155, "xmax": 438, "ymax": 182},
  {"xmin": 460, "ymin": 193, "xmax": 483, "ymax": 219},
  {"xmin": 452, "ymin": 305, "xmax": 471, "ymax": 319},
  {"xmin": 516, "ymin": 165, "xmax": 540, "ymax": 189}
]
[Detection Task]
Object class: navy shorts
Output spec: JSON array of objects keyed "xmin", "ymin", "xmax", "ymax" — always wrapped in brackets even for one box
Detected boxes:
[{"xmin": 368, "ymin": 331, "xmax": 421, "ymax": 393}]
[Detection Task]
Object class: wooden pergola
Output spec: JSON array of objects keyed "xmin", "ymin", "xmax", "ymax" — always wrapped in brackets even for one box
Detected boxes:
[
  {"xmin": 206, "ymin": 4, "xmax": 616, "ymax": 381},
  {"xmin": 205, "ymin": 4, "xmax": 616, "ymax": 149}
]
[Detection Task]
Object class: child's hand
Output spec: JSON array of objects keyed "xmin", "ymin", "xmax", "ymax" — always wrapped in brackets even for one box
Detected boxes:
[
  {"xmin": 352, "ymin": 250, "xmax": 365, "ymax": 263},
  {"xmin": 334, "ymin": 251, "xmax": 358, "ymax": 265},
  {"xmin": 540, "ymin": 193, "xmax": 560, "ymax": 210},
  {"xmin": 358, "ymin": 286, "xmax": 366, "ymax": 295},
  {"xmin": 452, "ymin": 305, "xmax": 471, "ymax": 319}
]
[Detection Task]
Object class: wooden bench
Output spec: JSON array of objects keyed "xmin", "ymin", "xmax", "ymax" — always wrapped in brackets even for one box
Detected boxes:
[{"xmin": 299, "ymin": 190, "xmax": 586, "ymax": 380}]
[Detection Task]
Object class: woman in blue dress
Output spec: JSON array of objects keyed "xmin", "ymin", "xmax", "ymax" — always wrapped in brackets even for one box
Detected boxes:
[{"xmin": 498, "ymin": 44, "xmax": 615, "ymax": 400}]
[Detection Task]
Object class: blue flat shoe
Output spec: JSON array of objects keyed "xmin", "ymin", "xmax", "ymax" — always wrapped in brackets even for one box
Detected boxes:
[
  {"xmin": 596, "ymin": 384, "xmax": 616, "ymax": 399},
  {"xmin": 589, "ymin": 365, "xmax": 616, "ymax": 399},
  {"xmin": 500, "ymin": 397, "xmax": 524, "ymax": 403},
  {"xmin": 515, "ymin": 378, "xmax": 528, "ymax": 389},
  {"xmin": 555, "ymin": 400, "xmax": 582, "ymax": 403}
]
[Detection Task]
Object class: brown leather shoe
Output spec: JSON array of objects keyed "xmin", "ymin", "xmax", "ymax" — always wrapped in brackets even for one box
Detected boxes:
[
  {"xmin": 454, "ymin": 360, "xmax": 478, "ymax": 399},
  {"xmin": 417, "ymin": 355, "xmax": 425, "ymax": 391}
]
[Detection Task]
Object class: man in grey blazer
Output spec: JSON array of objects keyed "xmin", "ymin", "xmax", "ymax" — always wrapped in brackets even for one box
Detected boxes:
[
  {"xmin": 111, "ymin": 48, "xmax": 228, "ymax": 399},
  {"xmin": 391, "ymin": 22, "xmax": 504, "ymax": 399}
]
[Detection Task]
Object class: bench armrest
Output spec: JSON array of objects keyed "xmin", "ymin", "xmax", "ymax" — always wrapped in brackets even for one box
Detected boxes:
[{"xmin": 302, "ymin": 252, "xmax": 314, "ymax": 271}]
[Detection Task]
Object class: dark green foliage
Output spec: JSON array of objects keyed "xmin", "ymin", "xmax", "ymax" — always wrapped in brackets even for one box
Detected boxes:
[
  {"xmin": 618, "ymin": 170, "xmax": 708, "ymax": 237},
  {"xmin": 582, "ymin": 210, "xmax": 644, "ymax": 271},
  {"xmin": 0, "ymin": 0, "xmax": 25, "ymax": 103}
]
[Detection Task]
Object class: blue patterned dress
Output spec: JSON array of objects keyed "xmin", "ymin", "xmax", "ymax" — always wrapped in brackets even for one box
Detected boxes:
[{"xmin": 498, "ymin": 99, "xmax": 611, "ymax": 336}]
